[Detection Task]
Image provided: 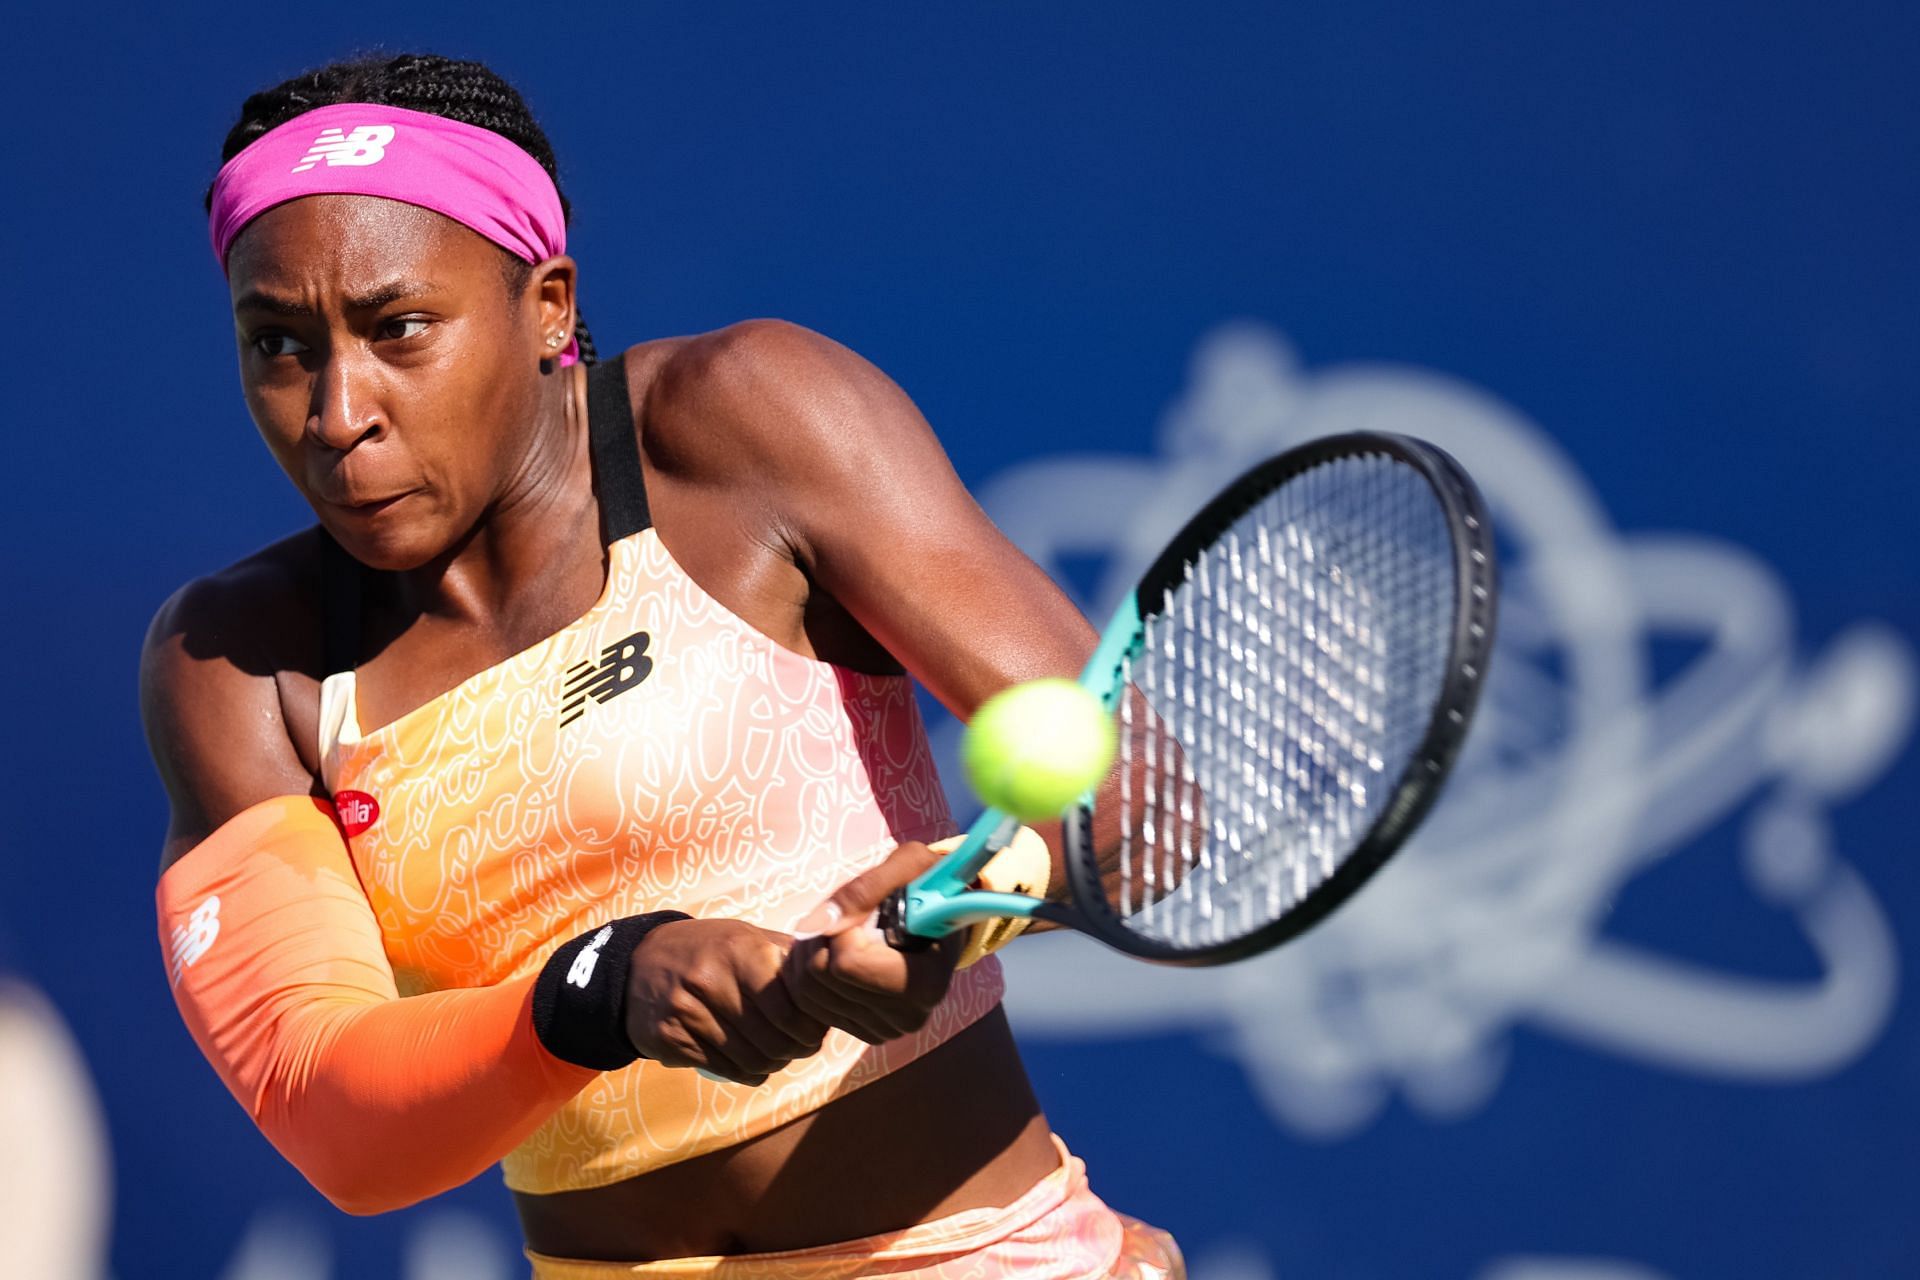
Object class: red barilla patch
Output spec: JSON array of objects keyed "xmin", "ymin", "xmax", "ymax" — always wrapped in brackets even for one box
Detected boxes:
[{"xmin": 334, "ymin": 790, "xmax": 380, "ymax": 837}]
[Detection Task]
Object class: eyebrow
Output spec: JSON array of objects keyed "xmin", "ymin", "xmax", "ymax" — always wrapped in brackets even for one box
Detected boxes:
[{"xmin": 233, "ymin": 280, "xmax": 442, "ymax": 316}]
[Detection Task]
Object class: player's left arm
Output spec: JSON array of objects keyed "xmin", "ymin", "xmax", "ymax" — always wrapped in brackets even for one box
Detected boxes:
[
  {"xmin": 668, "ymin": 320, "xmax": 1097, "ymax": 1016},
  {"xmin": 674, "ymin": 319, "xmax": 1100, "ymax": 725},
  {"xmin": 656, "ymin": 321, "xmax": 1100, "ymax": 975}
]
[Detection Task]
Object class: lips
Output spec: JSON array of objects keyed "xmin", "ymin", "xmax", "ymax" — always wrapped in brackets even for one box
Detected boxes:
[
  {"xmin": 311, "ymin": 460, "xmax": 420, "ymax": 515},
  {"xmin": 322, "ymin": 489, "xmax": 414, "ymax": 514}
]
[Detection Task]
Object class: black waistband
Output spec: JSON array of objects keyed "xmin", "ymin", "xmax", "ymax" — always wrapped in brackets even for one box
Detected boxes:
[{"xmin": 322, "ymin": 357, "xmax": 650, "ymax": 677}]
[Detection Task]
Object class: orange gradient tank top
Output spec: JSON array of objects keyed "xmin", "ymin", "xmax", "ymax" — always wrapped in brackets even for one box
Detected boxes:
[{"xmin": 314, "ymin": 360, "xmax": 1003, "ymax": 1194}]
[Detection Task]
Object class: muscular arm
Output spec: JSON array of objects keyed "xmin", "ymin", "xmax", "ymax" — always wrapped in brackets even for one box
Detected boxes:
[
  {"xmin": 142, "ymin": 544, "xmax": 328, "ymax": 864},
  {"xmin": 662, "ymin": 321, "xmax": 1100, "ymax": 715},
  {"xmin": 645, "ymin": 322, "xmax": 1105, "ymax": 902},
  {"xmin": 141, "ymin": 550, "xmax": 592, "ymax": 1214}
]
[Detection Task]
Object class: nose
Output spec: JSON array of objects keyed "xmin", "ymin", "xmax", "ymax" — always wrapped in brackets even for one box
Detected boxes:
[{"xmin": 305, "ymin": 348, "xmax": 383, "ymax": 451}]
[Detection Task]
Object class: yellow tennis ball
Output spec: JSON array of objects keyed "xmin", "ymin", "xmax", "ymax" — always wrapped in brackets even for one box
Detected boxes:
[{"xmin": 963, "ymin": 678, "xmax": 1117, "ymax": 820}]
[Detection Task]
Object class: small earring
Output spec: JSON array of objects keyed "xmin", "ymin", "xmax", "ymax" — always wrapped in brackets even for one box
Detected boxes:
[{"xmin": 546, "ymin": 334, "xmax": 565, "ymax": 348}]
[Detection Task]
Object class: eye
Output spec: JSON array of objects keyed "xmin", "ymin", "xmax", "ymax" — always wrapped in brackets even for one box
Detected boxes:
[
  {"xmin": 380, "ymin": 317, "xmax": 431, "ymax": 341},
  {"xmin": 251, "ymin": 332, "xmax": 309, "ymax": 358}
]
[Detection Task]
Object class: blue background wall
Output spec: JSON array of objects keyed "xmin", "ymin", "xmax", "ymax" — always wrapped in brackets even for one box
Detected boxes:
[{"xmin": 2, "ymin": 4, "xmax": 1914, "ymax": 1276}]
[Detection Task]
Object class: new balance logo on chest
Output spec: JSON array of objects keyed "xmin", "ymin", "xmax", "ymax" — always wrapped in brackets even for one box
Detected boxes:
[
  {"xmin": 561, "ymin": 631, "xmax": 654, "ymax": 727},
  {"xmin": 293, "ymin": 124, "xmax": 396, "ymax": 173}
]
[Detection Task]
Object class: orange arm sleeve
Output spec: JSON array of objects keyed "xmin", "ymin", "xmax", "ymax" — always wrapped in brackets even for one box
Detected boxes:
[{"xmin": 156, "ymin": 796, "xmax": 596, "ymax": 1215}]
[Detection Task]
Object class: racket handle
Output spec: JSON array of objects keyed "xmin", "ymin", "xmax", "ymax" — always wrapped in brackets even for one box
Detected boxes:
[{"xmin": 878, "ymin": 887, "xmax": 934, "ymax": 952}]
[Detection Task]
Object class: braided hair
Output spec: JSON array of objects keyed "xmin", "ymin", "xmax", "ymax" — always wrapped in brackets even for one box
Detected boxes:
[{"xmin": 208, "ymin": 53, "xmax": 597, "ymax": 365}]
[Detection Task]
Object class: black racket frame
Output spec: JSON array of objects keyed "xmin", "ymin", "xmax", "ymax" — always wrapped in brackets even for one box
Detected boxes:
[{"xmin": 1057, "ymin": 432, "xmax": 1499, "ymax": 966}]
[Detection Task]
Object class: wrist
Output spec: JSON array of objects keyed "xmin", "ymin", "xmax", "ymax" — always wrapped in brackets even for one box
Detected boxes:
[{"xmin": 531, "ymin": 911, "xmax": 691, "ymax": 1069}]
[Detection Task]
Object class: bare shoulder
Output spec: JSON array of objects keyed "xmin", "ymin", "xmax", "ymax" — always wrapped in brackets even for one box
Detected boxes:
[
  {"xmin": 628, "ymin": 320, "xmax": 933, "ymax": 489},
  {"xmin": 141, "ymin": 530, "xmax": 329, "ymax": 869},
  {"xmin": 608, "ymin": 323, "xmax": 1091, "ymax": 716}
]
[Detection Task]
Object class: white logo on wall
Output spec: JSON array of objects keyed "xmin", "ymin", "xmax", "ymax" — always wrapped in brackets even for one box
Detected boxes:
[
  {"xmin": 978, "ymin": 322, "xmax": 1911, "ymax": 1138},
  {"xmin": 167, "ymin": 895, "xmax": 221, "ymax": 986},
  {"xmin": 292, "ymin": 125, "xmax": 396, "ymax": 173}
]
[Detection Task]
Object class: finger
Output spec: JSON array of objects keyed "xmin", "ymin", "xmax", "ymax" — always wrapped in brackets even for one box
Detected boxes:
[
  {"xmin": 785, "ymin": 978, "xmax": 893, "ymax": 1044},
  {"xmin": 687, "ymin": 1026, "xmax": 772, "ymax": 1086},
  {"xmin": 825, "ymin": 927, "xmax": 955, "ymax": 1035},
  {"xmin": 641, "ymin": 1020, "xmax": 709, "ymax": 1071},
  {"xmin": 783, "ymin": 951, "xmax": 894, "ymax": 1043},
  {"xmin": 794, "ymin": 841, "xmax": 944, "ymax": 936},
  {"xmin": 699, "ymin": 1064, "xmax": 771, "ymax": 1088},
  {"xmin": 752, "ymin": 975, "xmax": 831, "ymax": 1056},
  {"xmin": 719, "ymin": 1000, "xmax": 816, "ymax": 1071},
  {"xmin": 680, "ymin": 966, "xmax": 796, "ymax": 1080},
  {"xmin": 647, "ymin": 1017, "xmax": 768, "ymax": 1085},
  {"xmin": 720, "ymin": 931, "xmax": 826, "ymax": 1060},
  {"xmin": 650, "ymin": 976, "xmax": 773, "ymax": 1082},
  {"xmin": 707, "ymin": 1010, "xmax": 784, "ymax": 1076},
  {"xmin": 697, "ymin": 1064, "xmax": 780, "ymax": 1088},
  {"xmin": 781, "ymin": 944, "xmax": 898, "ymax": 1045},
  {"xmin": 807, "ymin": 932, "xmax": 927, "ymax": 1040}
]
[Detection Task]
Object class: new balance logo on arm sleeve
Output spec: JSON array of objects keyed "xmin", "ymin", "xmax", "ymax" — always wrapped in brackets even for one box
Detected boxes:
[{"xmin": 168, "ymin": 897, "xmax": 221, "ymax": 986}]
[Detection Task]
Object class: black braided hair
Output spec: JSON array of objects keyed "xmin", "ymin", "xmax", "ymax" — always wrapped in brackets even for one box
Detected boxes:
[{"xmin": 208, "ymin": 53, "xmax": 596, "ymax": 365}]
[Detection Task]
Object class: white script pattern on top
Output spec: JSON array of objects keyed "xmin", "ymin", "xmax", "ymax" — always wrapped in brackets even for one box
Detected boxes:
[{"xmin": 318, "ymin": 528, "xmax": 1002, "ymax": 1192}]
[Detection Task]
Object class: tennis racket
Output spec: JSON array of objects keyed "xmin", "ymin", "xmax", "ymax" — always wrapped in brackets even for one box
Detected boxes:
[{"xmin": 880, "ymin": 433, "xmax": 1497, "ymax": 965}]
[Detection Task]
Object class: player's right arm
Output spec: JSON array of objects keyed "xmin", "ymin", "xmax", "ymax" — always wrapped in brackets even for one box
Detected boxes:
[
  {"xmin": 141, "ymin": 544, "xmax": 599, "ymax": 1213},
  {"xmin": 142, "ymin": 544, "xmax": 331, "ymax": 861},
  {"xmin": 140, "ymin": 543, "xmax": 826, "ymax": 1213}
]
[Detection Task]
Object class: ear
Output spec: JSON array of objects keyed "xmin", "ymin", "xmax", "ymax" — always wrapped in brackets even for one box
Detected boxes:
[{"xmin": 528, "ymin": 254, "xmax": 578, "ymax": 357}]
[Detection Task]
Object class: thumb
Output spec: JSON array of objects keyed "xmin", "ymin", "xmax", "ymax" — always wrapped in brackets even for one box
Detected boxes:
[{"xmin": 794, "ymin": 841, "xmax": 942, "ymax": 936}]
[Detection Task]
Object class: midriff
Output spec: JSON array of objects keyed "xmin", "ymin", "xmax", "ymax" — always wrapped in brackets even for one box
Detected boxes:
[{"xmin": 514, "ymin": 1009, "xmax": 1057, "ymax": 1261}]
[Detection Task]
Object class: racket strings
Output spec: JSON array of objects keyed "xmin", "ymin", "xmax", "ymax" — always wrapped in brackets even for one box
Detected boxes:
[{"xmin": 1105, "ymin": 454, "xmax": 1455, "ymax": 949}]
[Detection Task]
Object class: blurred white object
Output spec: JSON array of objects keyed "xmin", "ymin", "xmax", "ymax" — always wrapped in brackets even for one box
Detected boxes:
[
  {"xmin": 213, "ymin": 1206, "xmax": 516, "ymax": 1280},
  {"xmin": 1186, "ymin": 1238, "xmax": 1674, "ymax": 1280},
  {"xmin": 218, "ymin": 1208, "xmax": 330, "ymax": 1280},
  {"xmin": 985, "ymin": 322, "xmax": 1911, "ymax": 1136},
  {"xmin": 1479, "ymin": 1258, "xmax": 1672, "ymax": 1280},
  {"xmin": 0, "ymin": 981, "xmax": 112, "ymax": 1280},
  {"xmin": 1188, "ymin": 1239, "xmax": 1278, "ymax": 1280},
  {"xmin": 403, "ymin": 1211, "xmax": 511, "ymax": 1280}
]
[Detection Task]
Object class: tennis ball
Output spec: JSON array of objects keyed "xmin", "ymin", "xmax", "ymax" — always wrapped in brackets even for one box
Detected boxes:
[{"xmin": 963, "ymin": 678, "xmax": 1117, "ymax": 820}]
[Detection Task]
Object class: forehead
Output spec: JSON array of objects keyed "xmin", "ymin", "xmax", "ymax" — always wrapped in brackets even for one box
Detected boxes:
[{"xmin": 225, "ymin": 194, "xmax": 508, "ymax": 297}]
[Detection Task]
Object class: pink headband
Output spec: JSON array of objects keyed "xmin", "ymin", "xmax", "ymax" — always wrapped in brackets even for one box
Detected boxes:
[{"xmin": 208, "ymin": 102, "xmax": 577, "ymax": 364}]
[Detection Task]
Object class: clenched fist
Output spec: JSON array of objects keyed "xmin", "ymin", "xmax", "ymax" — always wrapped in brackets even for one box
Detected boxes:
[
  {"xmin": 783, "ymin": 841, "xmax": 962, "ymax": 1045},
  {"xmin": 624, "ymin": 918, "xmax": 830, "ymax": 1086}
]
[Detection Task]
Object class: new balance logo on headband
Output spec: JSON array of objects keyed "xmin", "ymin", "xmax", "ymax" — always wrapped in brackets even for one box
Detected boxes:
[{"xmin": 292, "ymin": 124, "xmax": 397, "ymax": 173}]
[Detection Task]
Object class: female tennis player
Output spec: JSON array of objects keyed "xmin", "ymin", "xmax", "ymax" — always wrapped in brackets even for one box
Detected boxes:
[{"xmin": 142, "ymin": 53, "xmax": 1182, "ymax": 1279}]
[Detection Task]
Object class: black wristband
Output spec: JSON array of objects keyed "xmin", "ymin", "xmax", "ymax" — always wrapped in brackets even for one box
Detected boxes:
[{"xmin": 531, "ymin": 911, "xmax": 691, "ymax": 1070}]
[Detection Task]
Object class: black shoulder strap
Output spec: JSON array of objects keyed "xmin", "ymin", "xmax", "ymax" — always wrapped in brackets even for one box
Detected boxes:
[
  {"xmin": 587, "ymin": 357, "xmax": 652, "ymax": 544},
  {"xmin": 320, "ymin": 530, "xmax": 362, "ymax": 677}
]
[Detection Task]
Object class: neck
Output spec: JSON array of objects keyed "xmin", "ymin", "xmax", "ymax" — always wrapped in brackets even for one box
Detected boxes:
[{"xmin": 396, "ymin": 363, "xmax": 599, "ymax": 628}]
